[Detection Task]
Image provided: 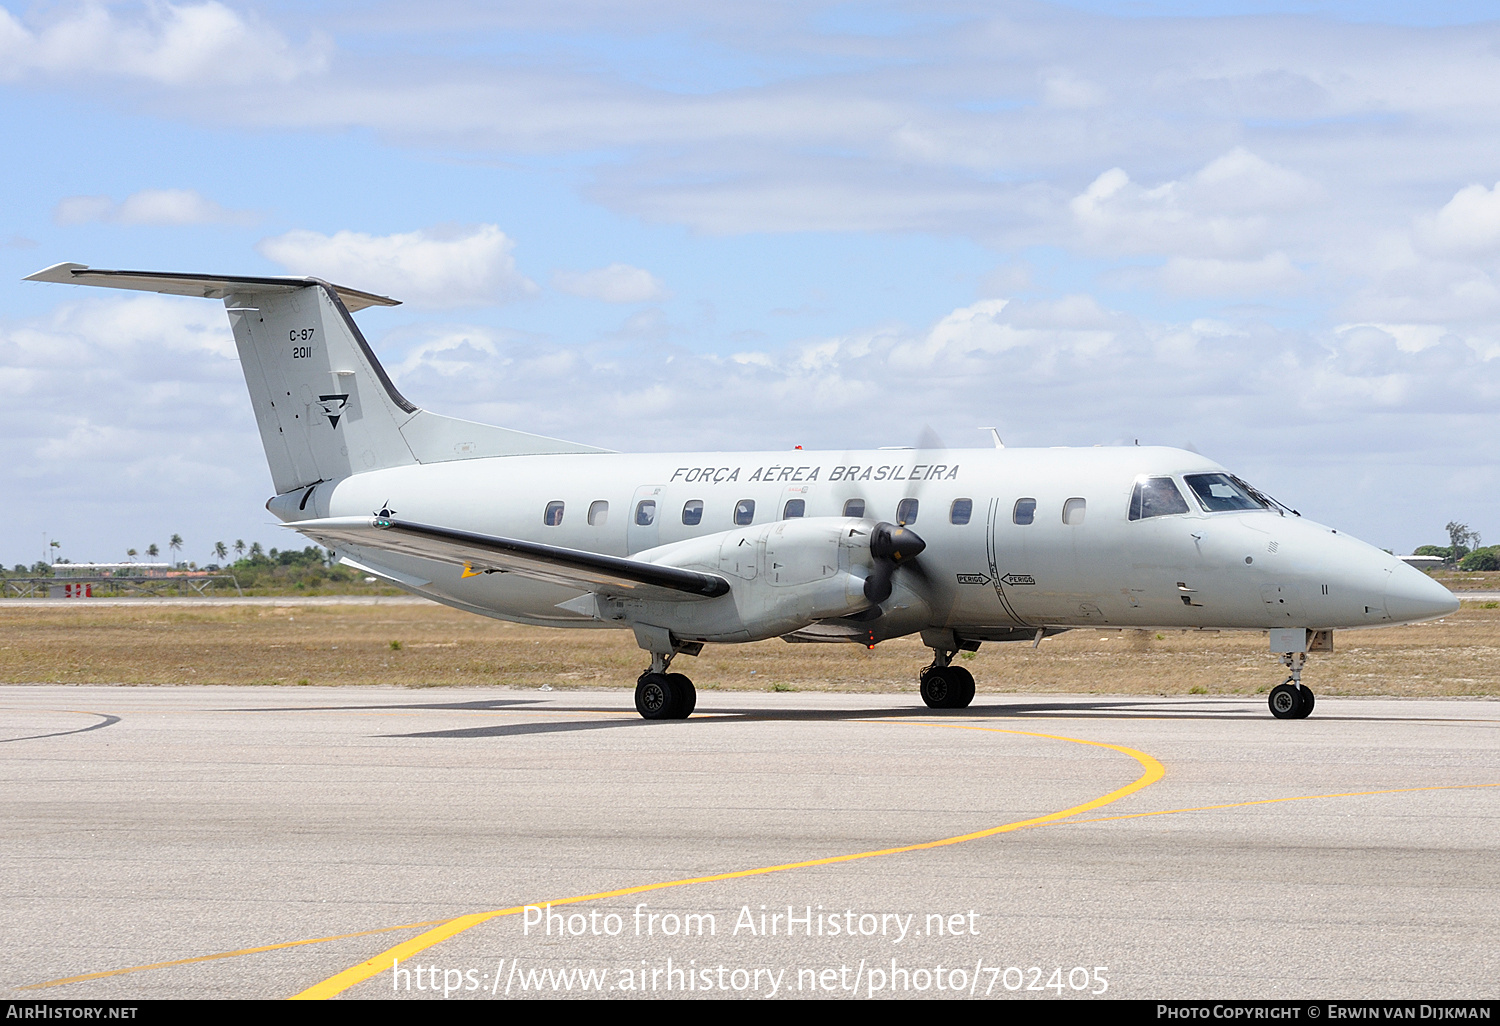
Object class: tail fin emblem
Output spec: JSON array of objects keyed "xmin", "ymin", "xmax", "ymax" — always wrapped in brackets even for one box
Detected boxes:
[{"xmin": 317, "ymin": 393, "xmax": 350, "ymax": 429}]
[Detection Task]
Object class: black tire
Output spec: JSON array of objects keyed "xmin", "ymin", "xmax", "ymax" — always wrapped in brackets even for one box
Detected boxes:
[
  {"xmin": 636, "ymin": 672, "xmax": 678, "ymax": 720},
  {"xmin": 1297, "ymin": 686, "xmax": 1315, "ymax": 719},
  {"xmin": 920, "ymin": 667, "xmax": 949, "ymax": 708},
  {"xmin": 1268, "ymin": 683, "xmax": 1302, "ymax": 719},
  {"xmin": 921, "ymin": 665, "xmax": 975, "ymax": 709},
  {"xmin": 665, "ymin": 673, "xmax": 696, "ymax": 718}
]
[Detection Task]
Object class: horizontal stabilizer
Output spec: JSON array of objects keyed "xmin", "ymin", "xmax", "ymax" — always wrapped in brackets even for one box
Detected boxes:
[
  {"xmin": 294, "ymin": 517, "xmax": 731, "ymax": 600},
  {"xmin": 25, "ymin": 262, "xmax": 401, "ymax": 312}
]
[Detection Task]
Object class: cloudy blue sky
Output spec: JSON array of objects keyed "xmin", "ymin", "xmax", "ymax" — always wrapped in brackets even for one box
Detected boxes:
[{"xmin": 2, "ymin": 0, "xmax": 1497, "ymax": 567}]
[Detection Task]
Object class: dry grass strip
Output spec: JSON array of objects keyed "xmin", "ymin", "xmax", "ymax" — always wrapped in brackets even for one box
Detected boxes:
[{"xmin": 1, "ymin": 600, "xmax": 1496, "ymax": 697}]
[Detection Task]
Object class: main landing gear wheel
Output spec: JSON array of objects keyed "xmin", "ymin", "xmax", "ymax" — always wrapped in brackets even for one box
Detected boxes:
[
  {"xmin": 635, "ymin": 672, "xmax": 696, "ymax": 720},
  {"xmin": 1268, "ymin": 683, "xmax": 1314, "ymax": 720},
  {"xmin": 920, "ymin": 665, "xmax": 975, "ymax": 709},
  {"xmin": 635, "ymin": 672, "xmax": 674, "ymax": 719}
]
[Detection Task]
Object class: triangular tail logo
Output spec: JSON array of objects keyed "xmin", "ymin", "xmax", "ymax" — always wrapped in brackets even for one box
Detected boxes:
[{"xmin": 317, "ymin": 394, "xmax": 350, "ymax": 429}]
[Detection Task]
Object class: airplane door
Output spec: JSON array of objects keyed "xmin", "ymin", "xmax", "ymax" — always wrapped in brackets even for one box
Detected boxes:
[
  {"xmin": 627, "ymin": 485, "xmax": 664, "ymax": 555},
  {"xmin": 985, "ymin": 498, "xmax": 1031, "ymax": 627}
]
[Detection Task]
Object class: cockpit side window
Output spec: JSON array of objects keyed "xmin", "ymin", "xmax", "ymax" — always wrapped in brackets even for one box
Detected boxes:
[
  {"xmin": 1129, "ymin": 477, "xmax": 1190, "ymax": 521},
  {"xmin": 1184, "ymin": 473, "xmax": 1270, "ymax": 512}
]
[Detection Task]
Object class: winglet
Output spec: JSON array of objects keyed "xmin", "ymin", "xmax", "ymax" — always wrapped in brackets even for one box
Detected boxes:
[{"xmin": 980, "ymin": 426, "xmax": 1004, "ymax": 449}]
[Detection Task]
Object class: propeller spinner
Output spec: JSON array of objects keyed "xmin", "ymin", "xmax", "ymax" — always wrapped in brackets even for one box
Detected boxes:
[{"xmin": 862, "ymin": 521, "xmax": 926, "ymax": 604}]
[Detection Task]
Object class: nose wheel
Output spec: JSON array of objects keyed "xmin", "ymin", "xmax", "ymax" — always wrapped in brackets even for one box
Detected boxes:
[
  {"xmin": 1268, "ymin": 651, "xmax": 1315, "ymax": 719},
  {"xmin": 1268, "ymin": 682, "xmax": 1314, "ymax": 719}
]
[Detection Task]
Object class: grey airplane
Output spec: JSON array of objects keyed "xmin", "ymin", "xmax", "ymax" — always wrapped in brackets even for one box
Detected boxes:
[{"xmin": 27, "ymin": 263, "xmax": 1460, "ymax": 719}]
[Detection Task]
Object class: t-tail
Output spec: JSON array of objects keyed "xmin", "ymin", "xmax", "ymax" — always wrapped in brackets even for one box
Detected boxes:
[{"xmin": 24, "ymin": 263, "xmax": 608, "ymax": 502}]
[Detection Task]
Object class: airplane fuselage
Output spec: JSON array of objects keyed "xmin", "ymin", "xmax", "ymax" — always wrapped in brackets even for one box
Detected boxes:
[{"xmin": 271, "ymin": 444, "xmax": 1455, "ymax": 643}]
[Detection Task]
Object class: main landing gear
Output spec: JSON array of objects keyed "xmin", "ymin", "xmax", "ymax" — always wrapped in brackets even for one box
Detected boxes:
[
  {"xmin": 635, "ymin": 649, "xmax": 697, "ymax": 721},
  {"xmin": 1267, "ymin": 651, "xmax": 1315, "ymax": 720},
  {"xmin": 919, "ymin": 646, "xmax": 975, "ymax": 709}
]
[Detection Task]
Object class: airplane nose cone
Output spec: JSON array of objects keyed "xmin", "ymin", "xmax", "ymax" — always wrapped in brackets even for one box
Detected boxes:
[{"xmin": 1384, "ymin": 563, "xmax": 1460, "ymax": 624}]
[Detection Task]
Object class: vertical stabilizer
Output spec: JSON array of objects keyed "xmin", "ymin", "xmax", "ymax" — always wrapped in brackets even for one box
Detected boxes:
[{"xmin": 224, "ymin": 282, "xmax": 418, "ymax": 492}]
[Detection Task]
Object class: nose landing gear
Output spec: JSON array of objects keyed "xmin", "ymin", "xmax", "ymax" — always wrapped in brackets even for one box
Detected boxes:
[{"xmin": 1268, "ymin": 651, "xmax": 1315, "ymax": 719}]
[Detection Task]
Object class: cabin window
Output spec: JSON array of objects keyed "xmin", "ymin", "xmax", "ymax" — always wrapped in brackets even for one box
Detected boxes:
[
  {"xmin": 587, "ymin": 500, "xmax": 608, "ymax": 526},
  {"xmin": 783, "ymin": 499, "xmax": 805, "ymax": 519},
  {"xmin": 1013, "ymin": 498, "xmax": 1036, "ymax": 525},
  {"xmin": 896, "ymin": 498, "xmax": 919, "ymax": 525},
  {"xmin": 1063, "ymin": 497, "xmax": 1087, "ymax": 525},
  {"xmin": 1184, "ymin": 473, "xmax": 1270, "ymax": 512},
  {"xmin": 681, "ymin": 499, "xmax": 704, "ymax": 526},
  {"xmin": 635, "ymin": 500, "xmax": 656, "ymax": 526},
  {"xmin": 1129, "ymin": 477, "xmax": 1190, "ymax": 521},
  {"xmin": 843, "ymin": 498, "xmax": 866, "ymax": 518},
  {"xmin": 734, "ymin": 499, "xmax": 755, "ymax": 526},
  {"xmin": 543, "ymin": 501, "xmax": 565, "ymax": 526},
  {"xmin": 950, "ymin": 498, "xmax": 973, "ymax": 525}
]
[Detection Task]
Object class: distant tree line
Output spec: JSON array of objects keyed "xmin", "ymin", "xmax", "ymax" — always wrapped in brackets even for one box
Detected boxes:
[
  {"xmin": 4, "ymin": 542, "xmax": 389, "ymax": 595},
  {"xmin": 1415, "ymin": 521, "xmax": 1498, "ymax": 571}
]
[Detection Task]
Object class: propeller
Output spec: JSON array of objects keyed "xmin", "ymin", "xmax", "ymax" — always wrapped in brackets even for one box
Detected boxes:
[
  {"xmin": 862, "ymin": 521, "xmax": 927, "ymax": 604},
  {"xmin": 854, "ymin": 425, "xmax": 944, "ymax": 608}
]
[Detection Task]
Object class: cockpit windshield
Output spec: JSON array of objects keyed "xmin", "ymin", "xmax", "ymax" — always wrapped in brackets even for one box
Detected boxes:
[{"xmin": 1184, "ymin": 473, "xmax": 1272, "ymax": 513}]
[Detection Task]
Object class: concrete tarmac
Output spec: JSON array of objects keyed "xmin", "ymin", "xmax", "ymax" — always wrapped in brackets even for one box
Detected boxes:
[{"xmin": 3, "ymin": 686, "xmax": 1497, "ymax": 1001}]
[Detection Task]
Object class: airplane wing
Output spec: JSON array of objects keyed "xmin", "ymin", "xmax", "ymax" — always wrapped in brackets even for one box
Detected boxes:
[{"xmin": 292, "ymin": 517, "xmax": 730, "ymax": 599}]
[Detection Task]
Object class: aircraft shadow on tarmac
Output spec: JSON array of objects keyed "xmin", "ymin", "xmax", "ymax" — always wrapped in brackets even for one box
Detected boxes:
[{"xmin": 374, "ymin": 697, "xmax": 1308, "ymax": 739}]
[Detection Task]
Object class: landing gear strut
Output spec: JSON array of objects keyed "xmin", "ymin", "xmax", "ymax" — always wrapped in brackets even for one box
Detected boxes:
[
  {"xmin": 1268, "ymin": 651, "xmax": 1315, "ymax": 720},
  {"xmin": 634, "ymin": 650, "xmax": 697, "ymax": 720},
  {"xmin": 919, "ymin": 646, "xmax": 975, "ymax": 710}
]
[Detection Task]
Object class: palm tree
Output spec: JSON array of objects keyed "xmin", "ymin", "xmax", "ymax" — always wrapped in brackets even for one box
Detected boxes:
[
  {"xmin": 234, "ymin": 539, "xmax": 246, "ymax": 559},
  {"xmin": 126, "ymin": 548, "xmax": 137, "ymax": 561},
  {"xmin": 214, "ymin": 541, "xmax": 228, "ymax": 563},
  {"xmin": 249, "ymin": 542, "xmax": 263, "ymax": 558},
  {"xmin": 147, "ymin": 544, "xmax": 159, "ymax": 558},
  {"xmin": 169, "ymin": 534, "xmax": 183, "ymax": 566}
]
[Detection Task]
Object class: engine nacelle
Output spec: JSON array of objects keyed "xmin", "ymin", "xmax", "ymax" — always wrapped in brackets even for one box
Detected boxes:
[{"xmin": 586, "ymin": 518, "xmax": 878, "ymax": 643}]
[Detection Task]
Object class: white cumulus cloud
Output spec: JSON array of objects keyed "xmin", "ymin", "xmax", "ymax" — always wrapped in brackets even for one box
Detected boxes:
[
  {"xmin": 54, "ymin": 189, "xmax": 256, "ymax": 226},
  {"xmin": 1416, "ymin": 181, "xmax": 1500, "ymax": 255},
  {"xmin": 0, "ymin": 2, "xmax": 325, "ymax": 86},
  {"xmin": 256, "ymin": 224, "xmax": 538, "ymax": 308},
  {"xmin": 553, "ymin": 263, "xmax": 668, "ymax": 303},
  {"xmin": 1070, "ymin": 149, "xmax": 1318, "ymax": 260}
]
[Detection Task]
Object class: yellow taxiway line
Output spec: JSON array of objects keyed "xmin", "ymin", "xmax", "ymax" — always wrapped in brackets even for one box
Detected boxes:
[
  {"xmin": 1067, "ymin": 781, "xmax": 1500, "ymax": 825},
  {"xmin": 16, "ymin": 921, "xmax": 450, "ymax": 991}
]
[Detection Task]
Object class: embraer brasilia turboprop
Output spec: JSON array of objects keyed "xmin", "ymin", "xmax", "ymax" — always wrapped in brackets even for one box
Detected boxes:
[{"xmin": 26, "ymin": 263, "xmax": 1460, "ymax": 720}]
